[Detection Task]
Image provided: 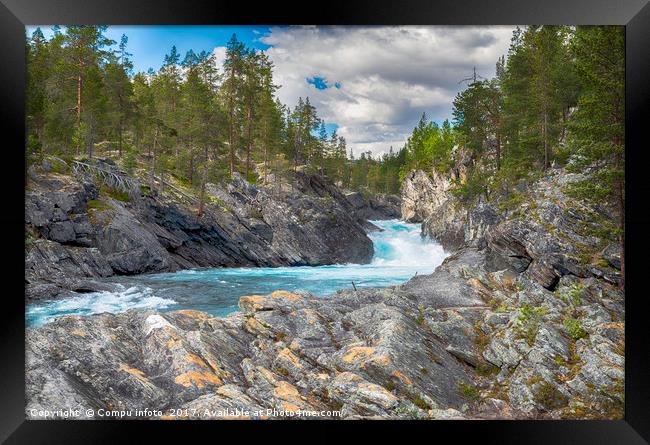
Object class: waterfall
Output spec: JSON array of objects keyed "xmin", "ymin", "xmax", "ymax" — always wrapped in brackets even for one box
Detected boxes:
[{"xmin": 27, "ymin": 219, "xmax": 448, "ymax": 327}]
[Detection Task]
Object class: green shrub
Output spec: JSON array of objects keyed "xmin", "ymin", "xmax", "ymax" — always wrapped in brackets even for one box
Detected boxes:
[
  {"xmin": 563, "ymin": 317, "xmax": 588, "ymax": 341},
  {"xmin": 122, "ymin": 146, "xmax": 139, "ymax": 174},
  {"xmin": 515, "ymin": 303, "xmax": 548, "ymax": 346},
  {"xmin": 498, "ymin": 191, "xmax": 525, "ymax": 212},
  {"xmin": 451, "ymin": 173, "xmax": 488, "ymax": 205},
  {"xmin": 140, "ymin": 184, "xmax": 152, "ymax": 197},
  {"xmin": 414, "ymin": 305, "xmax": 426, "ymax": 327},
  {"xmin": 207, "ymin": 195, "xmax": 232, "ymax": 213},
  {"xmin": 26, "ymin": 134, "xmax": 43, "ymax": 167},
  {"xmin": 49, "ymin": 157, "xmax": 70, "ymax": 174},
  {"xmin": 249, "ymin": 207, "xmax": 264, "ymax": 219},
  {"xmin": 568, "ymin": 282, "xmax": 584, "ymax": 306},
  {"xmin": 394, "ymin": 403, "xmax": 421, "ymax": 419},
  {"xmin": 87, "ymin": 199, "xmax": 110, "ymax": 212},
  {"xmin": 100, "ymin": 185, "xmax": 130, "ymax": 202},
  {"xmin": 411, "ymin": 395, "xmax": 431, "ymax": 410},
  {"xmin": 473, "ymin": 321, "xmax": 490, "ymax": 352},
  {"xmin": 458, "ymin": 382, "xmax": 480, "ymax": 402},
  {"xmin": 475, "ymin": 362, "xmax": 500, "ymax": 377},
  {"xmin": 534, "ymin": 381, "xmax": 569, "ymax": 410}
]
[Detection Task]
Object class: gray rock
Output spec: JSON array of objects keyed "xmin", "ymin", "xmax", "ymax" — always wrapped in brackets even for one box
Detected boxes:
[
  {"xmin": 602, "ymin": 243, "xmax": 621, "ymax": 270},
  {"xmin": 25, "ymin": 167, "xmax": 626, "ymax": 420},
  {"xmin": 25, "ymin": 171, "xmax": 378, "ymax": 302},
  {"xmin": 401, "ymin": 169, "xmax": 467, "ymax": 250}
]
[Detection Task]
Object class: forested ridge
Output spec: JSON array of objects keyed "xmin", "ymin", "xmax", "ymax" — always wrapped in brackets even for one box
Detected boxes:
[
  {"xmin": 396, "ymin": 26, "xmax": 624, "ymax": 288},
  {"xmin": 26, "ymin": 25, "xmax": 624, "ymax": 285},
  {"xmin": 26, "ymin": 28, "xmax": 359, "ymax": 192}
]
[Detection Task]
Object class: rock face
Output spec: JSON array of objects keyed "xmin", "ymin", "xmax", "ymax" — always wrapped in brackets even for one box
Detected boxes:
[
  {"xmin": 483, "ymin": 172, "xmax": 622, "ymax": 290},
  {"xmin": 401, "ymin": 169, "xmax": 466, "ymax": 250},
  {"xmin": 290, "ymin": 172, "xmax": 400, "ymax": 226},
  {"xmin": 25, "ymin": 167, "xmax": 624, "ymax": 420},
  {"xmin": 400, "ymin": 146, "xmax": 473, "ymax": 251},
  {"xmin": 25, "ymin": 169, "xmax": 375, "ymax": 302},
  {"xmin": 343, "ymin": 191, "xmax": 401, "ymax": 221},
  {"xmin": 26, "ymin": 280, "xmax": 482, "ymax": 419},
  {"xmin": 400, "ymin": 166, "xmax": 621, "ymax": 292},
  {"xmin": 401, "ymin": 170, "xmax": 440, "ymax": 223},
  {"xmin": 26, "ymin": 246, "xmax": 623, "ymax": 420}
]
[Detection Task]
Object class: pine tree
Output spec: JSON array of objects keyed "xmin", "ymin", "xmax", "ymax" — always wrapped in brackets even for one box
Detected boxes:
[
  {"xmin": 26, "ymin": 28, "xmax": 49, "ymax": 159},
  {"xmin": 256, "ymin": 64, "xmax": 281, "ymax": 184},
  {"xmin": 152, "ymin": 45, "xmax": 183, "ymax": 170},
  {"xmin": 63, "ymin": 26, "xmax": 115, "ymax": 156},
  {"xmin": 222, "ymin": 34, "xmax": 246, "ymax": 176},
  {"xmin": 567, "ymin": 26, "xmax": 625, "ymax": 288},
  {"xmin": 241, "ymin": 49, "xmax": 265, "ymax": 181},
  {"xmin": 502, "ymin": 26, "xmax": 576, "ymax": 170},
  {"xmin": 453, "ymin": 79, "xmax": 503, "ymax": 170},
  {"xmin": 104, "ymin": 39, "xmax": 134, "ymax": 156}
]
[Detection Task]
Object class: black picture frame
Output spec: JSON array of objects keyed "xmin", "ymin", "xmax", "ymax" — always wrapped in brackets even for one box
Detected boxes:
[{"xmin": 2, "ymin": 0, "xmax": 649, "ymax": 442}]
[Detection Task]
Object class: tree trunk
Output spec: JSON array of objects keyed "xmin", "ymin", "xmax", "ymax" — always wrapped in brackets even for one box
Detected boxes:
[
  {"xmin": 87, "ymin": 123, "xmax": 93, "ymax": 159},
  {"xmin": 543, "ymin": 110, "xmax": 549, "ymax": 169},
  {"xmin": 117, "ymin": 93, "xmax": 124, "ymax": 157},
  {"xmin": 229, "ymin": 65, "xmax": 236, "ymax": 176},
  {"xmin": 189, "ymin": 149, "xmax": 194, "ymax": 185},
  {"xmin": 495, "ymin": 127, "xmax": 501, "ymax": 171},
  {"xmin": 263, "ymin": 124, "xmax": 268, "ymax": 184},
  {"xmin": 614, "ymin": 144, "xmax": 625, "ymax": 290},
  {"xmin": 293, "ymin": 135, "xmax": 299, "ymax": 192},
  {"xmin": 229, "ymin": 115, "xmax": 235, "ymax": 176},
  {"xmin": 151, "ymin": 127, "xmax": 158, "ymax": 191},
  {"xmin": 76, "ymin": 74, "xmax": 82, "ymax": 156},
  {"xmin": 246, "ymin": 105, "xmax": 252, "ymax": 181},
  {"xmin": 118, "ymin": 116, "xmax": 123, "ymax": 158},
  {"xmin": 618, "ymin": 176, "xmax": 625, "ymax": 291}
]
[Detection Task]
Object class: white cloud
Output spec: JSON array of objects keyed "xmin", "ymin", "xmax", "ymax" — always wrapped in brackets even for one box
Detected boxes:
[
  {"xmin": 215, "ymin": 26, "xmax": 516, "ymax": 157},
  {"xmin": 210, "ymin": 46, "xmax": 228, "ymax": 71}
]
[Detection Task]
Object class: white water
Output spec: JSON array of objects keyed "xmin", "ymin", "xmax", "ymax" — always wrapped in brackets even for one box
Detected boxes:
[{"xmin": 26, "ymin": 220, "xmax": 448, "ymax": 326}]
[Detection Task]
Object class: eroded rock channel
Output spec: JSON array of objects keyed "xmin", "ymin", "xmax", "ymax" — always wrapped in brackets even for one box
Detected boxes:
[{"xmin": 25, "ymin": 165, "xmax": 624, "ymax": 420}]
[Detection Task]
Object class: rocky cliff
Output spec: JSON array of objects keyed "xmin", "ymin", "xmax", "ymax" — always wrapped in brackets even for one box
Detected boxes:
[
  {"xmin": 25, "ymin": 163, "xmax": 396, "ymax": 302},
  {"xmin": 401, "ymin": 169, "xmax": 466, "ymax": 250},
  {"xmin": 401, "ymin": 146, "xmax": 472, "ymax": 251},
  {"xmin": 26, "ymin": 167, "xmax": 624, "ymax": 420}
]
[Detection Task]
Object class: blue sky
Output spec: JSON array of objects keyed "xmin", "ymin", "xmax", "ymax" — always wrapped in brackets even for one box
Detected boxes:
[{"xmin": 25, "ymin": 25, "xmax": 515, "ymax": 157}]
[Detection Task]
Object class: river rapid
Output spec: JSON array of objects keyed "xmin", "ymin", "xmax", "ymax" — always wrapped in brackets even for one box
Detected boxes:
[{"xmin": 27, "ymin": 219, "xmax": 448, "ymax": 327}]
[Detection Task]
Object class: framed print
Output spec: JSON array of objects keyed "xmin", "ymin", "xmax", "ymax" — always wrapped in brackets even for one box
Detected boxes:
[{"xmin": 1, "ymin": 0, "xmax": 649, "ymax": 442}]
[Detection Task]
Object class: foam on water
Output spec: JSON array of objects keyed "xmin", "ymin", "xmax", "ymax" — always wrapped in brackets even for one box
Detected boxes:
[
  {"xmin": 26, "ymin": 219, "xmax": 448, "ymax": 326},
  {"xmin": 26, "ymin": 285, "xmax": 177, "ymax": 327},
  {"xmin": 370, "ymin": 219, "xmax": 446, "ymax": 267}
]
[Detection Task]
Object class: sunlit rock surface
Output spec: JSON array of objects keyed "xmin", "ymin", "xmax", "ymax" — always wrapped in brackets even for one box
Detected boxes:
[{"xmin": 26, "ymin": 167, "xmax": 624, "ymax": 419}]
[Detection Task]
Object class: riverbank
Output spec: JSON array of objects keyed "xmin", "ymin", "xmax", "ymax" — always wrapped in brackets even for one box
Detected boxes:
[
  {"xmin": 26, "ymin": 159, "xmax": 400, "ymax": 303},
  {"xmin": 26, "ymin": 219, "xmax": 447, "ymax": 327},
  {"xmin": 25, "ymin": 165, "xmax": 624, "ymax": 420}
]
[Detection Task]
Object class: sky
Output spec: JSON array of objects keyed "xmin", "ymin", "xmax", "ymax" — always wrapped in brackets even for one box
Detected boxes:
[{"xmin": 26, "ymin": 25, "xmax": 516, "ymax": 157}]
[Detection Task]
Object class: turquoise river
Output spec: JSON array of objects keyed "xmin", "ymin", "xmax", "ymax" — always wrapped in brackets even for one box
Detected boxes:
[{"xmin": 27, "ymin": 219, "xmax": 447, "ymax": 327}]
